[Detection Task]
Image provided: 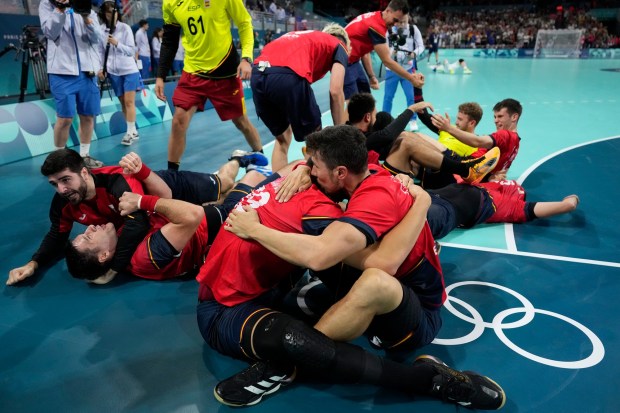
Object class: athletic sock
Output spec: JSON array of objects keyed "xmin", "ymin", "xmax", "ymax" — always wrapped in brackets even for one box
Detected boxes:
[
  {"xmin": 79, "ymin": 144, "xmax": 90, "ymax": 157},
  {"xmin": 440, "ymin": 154, "xmax": 469, "ymax": 177},
  {"xmin": 167, "ymin": 161, "xmax": 180, "ymax": 171},
  {"xmin": 127, "ymin": 121, "xmax": 137, "ymax": 134}
]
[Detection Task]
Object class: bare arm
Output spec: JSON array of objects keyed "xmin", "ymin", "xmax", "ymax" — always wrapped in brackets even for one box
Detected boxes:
[
  {"xmin": 119, "ymin": 152, "xmax": 172, "ymax": 199},
  {"xmin": 431, "ymin": 113, "xmax": 493, "ymax": 148},
  {"xmin": 361, "ymin": 54, "xmax": 380, "ymax": 90},
  {"xmin": 329, "ymin": 63, "xmax": 346, "ymax": 125},
  {"xmin": 374, "ymin": 43, "xmax": 425, "ymax": 87},
  {"xmin": 224, "ymin": 207, "xmax": 367, "ymax": 271}
]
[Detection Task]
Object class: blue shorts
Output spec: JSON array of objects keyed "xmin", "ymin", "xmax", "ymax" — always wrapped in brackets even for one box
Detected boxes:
[
  {"xmin": 155, "ymin": 170, "xmax": 222, "ymax": 205},
  {"xmin": 197, "ymin": 290, "xmax": 283, "ymax": 360},
  {"xmin": 344, "ymin": 61, "xmax": 371, "ymax": 100},
  {"xmin": 251, "ymin": 66, "xmax": 321, "ymax": 142},
  {"xmin": 49, "ymin": 72, "xmax": 100, "ymax": 118},
  {"xmin": 108, "ymin": 72, "xmax": 141, "ymax": 97}
]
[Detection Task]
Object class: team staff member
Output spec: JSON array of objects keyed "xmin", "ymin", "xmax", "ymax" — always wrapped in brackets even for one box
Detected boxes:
[
  {"xmin": 155, "ymin": 0, "xmax": 263, "ymax": 171},
  {"xmin": 251, "ymin": 23, "xmax": 350, "ymax": 170},
  {"xmin": 6, "ymin": 149, "xmax": 150, "ymax": 286},
  {"xmin": 344, "ymin": 0, "xmax": 424, "ymax": 100}
]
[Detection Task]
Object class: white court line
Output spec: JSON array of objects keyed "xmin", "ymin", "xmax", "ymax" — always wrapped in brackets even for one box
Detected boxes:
[
  {"xmin": 504, "ymin": 135, "xmax": 620, "ymax": 252},
  {"xmin": 442, "ymin": 242, "xmax": 620, "ymax": 268}
]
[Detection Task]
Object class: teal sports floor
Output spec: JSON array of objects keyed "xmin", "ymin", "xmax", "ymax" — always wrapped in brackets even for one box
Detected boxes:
[{"xmin": 1, "ymin": 57, "xmax": 620, "ymax": 412}]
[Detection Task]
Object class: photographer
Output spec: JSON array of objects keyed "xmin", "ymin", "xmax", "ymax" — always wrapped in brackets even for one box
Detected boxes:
[
  {"xmin": 39, "ymin": 0, "xmax": 104, "ymax": 168},
  {"xmin": 382, "ymin": 13, "xmax": 425, "ymax": 131}
]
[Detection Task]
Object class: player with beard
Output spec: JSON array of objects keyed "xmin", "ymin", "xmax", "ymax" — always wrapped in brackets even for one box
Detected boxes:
[
  {"xmin": 196, "ymin": 125, "xmax": 505, "ymax": 409},
  {"xmin": 7, "ymin": 148, "xmax": 151, "ymax": 286}
]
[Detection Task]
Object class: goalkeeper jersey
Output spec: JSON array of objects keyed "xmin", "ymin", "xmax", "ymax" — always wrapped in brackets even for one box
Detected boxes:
[{"xmin": 162, "ymin": 0, "xmax": 253, "ymax": 76}]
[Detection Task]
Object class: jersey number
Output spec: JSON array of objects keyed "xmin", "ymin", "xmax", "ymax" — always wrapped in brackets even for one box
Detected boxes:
[{"xmin": 187, "ymin": 16, "xmax": 204, "ymax": 35}]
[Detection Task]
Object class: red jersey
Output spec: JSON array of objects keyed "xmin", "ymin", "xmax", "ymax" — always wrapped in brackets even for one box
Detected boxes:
[
  {"xmin": 129, "ymin": 214, "xmax": 210, "ymax": 280},
  {"xmin": 342, "ymin": 167, "xmax": 446, "ymax": 309},
  {"xmin": 477, "ymin": 180, "xmax": 529, "ymax": 224},
  {"xmin": 345, "ymin": 11, "xmax": 387, "ymax": 64},
  {"xmin": 255, "ymin": 30, "xmax": 349, "ymax": 83},
  {"xmin": 34, "ymin": 166, "xmax": 149, "ymax": 273},
  {"xmin": 196, "ymin": 179, "xmax": 343, "ymax": 306},
  {"xmin": 470, "ymin": 130, "xmax": 520, "ymax": 176}
]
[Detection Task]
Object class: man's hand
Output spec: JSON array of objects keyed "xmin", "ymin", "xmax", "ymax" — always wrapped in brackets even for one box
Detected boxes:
[
  {"xmin": 411, "ymin": 72, "xmax": 425, "ymax": 88},
  {"xmin": 431, "ymin": 113, "xmax": 451, "ymax": 131},
  {"xmin": 369, "ymin": 76, "xmax": 380, "ymax": 90},
  {"xmin": 275, "ymin": 165, "xmax": 311, "ymax": 202},
  {"xmin": 155, "ymin": 78, "xmax": 166, "ymax": 101},
  {"xmin": 224, "ymin": 205, "xmax": 260, "ymax": 239},
  {"xmin": 408, "ymin": 101, "xmax": 434, "ymax": 114},
  {"xmin": 237, "ymin": 59, "xmax": 252, "ymax": 80},
  {"xmin": 7, "ymin": 261, "xmax": 37, "ymax": 285},
  {"xmin": 119, "ymin": 152, "xmax": 143, "ymax": 174},
  {"xmin": 119, "ymin": 191, "xmax": 142, "ymax": 216}
]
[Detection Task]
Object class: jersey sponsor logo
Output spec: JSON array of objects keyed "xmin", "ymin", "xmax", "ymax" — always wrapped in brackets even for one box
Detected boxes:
[
  {"xmin": 108, "ymin": 204, "xmax": 117, "ymax": 212},
  {"xmin": 79, "ymin": 213, "xmax": 87, "ymax": 221},
  {"xmin": 188, "ymin": 4, "xmax": 200, "ymax": 11},
  {"xmin": 204, "ymin": 0, "xmax": 210, "ymax": 7},
  {"xmin": 232, "ymin": 89, "xmax": 239, "ymax": 96}
]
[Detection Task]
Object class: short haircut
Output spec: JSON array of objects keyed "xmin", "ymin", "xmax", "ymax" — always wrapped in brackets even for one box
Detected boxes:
[
  {"xmin": 305, "ymin": 125, "xmax": 368, "ymax": 175},
  {"xmin": 374, "ymin": 111, "xmax": 395, "ymax": 131},
  {"xmin": 40, "ymin": 148, "xmax": 86, "ymax": 177},
  {"xmin": 458, "ymin": 102, "xmax": 483, "ymax": 125},
  {"xmin": 322, "ymin": 23, "xmax": 351, "ymax": 50},
  {"xmin": 65, "ymin": 242, "xmax": 112, "ymax": 281},
  {"xmin": 493, "ymin": 98, "xmax": 522, "ymax": 118},
  {"xmin": 139, "ymin": 19, "xmax": 148, "ymax": 27},
  {"xmin": 347, "ymin": 93, "xmax": 376, "ymax": 124},
  {"xmin": 387, "ymin": 0, "xmax": 409, "ymax": 14}
]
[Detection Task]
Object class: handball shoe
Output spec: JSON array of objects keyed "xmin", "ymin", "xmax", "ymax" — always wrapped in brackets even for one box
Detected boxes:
[
  {"xmin": 229, "ymin": 150, "xmax": 268, "ymax": 168},
  {"xmin": 415, "ymin": 355, "xmax": 506, "ymax": 410},
  {"xmin": 463, "ymin": 146, "xmax": 500, "ymax": 184},
  {"xmin": 214, "ymin": 360, "xmax": 296, "ymax": 406}
]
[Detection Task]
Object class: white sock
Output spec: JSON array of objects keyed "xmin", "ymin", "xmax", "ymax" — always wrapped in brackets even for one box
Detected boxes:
[
  {"xmin": 127, "ymin": 121, "xmax": 137, "ymax": 134},
  {"xmin": 79, "ymin": 144, "xmax": 90, "ymax": 157},
  {"xmin": 54, "ymin": 145, "xmax": 65, "ymax": 151}
]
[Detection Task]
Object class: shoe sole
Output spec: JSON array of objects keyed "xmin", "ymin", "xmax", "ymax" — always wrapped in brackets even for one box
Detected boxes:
[{"xmin": 469, "ymin": 150, "xmax": 500, "ymax": 184}]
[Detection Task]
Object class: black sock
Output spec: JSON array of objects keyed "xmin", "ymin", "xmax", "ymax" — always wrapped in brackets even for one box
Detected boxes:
[
  {"xmin": 168, "ymin": 161, "xmax": 180, "ymax": 171},
  {"xmin": 440, "ymin": 155, "xmax": 469, "ymax": 177}
]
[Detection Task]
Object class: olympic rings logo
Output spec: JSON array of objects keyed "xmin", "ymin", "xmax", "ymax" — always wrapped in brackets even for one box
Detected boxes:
[{"xmin": 432, "ymin": 281, "xmax": 605, "ymax": 369}]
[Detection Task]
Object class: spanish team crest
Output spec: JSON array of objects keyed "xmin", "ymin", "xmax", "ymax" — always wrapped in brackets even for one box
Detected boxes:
[{"xmin": 204, "ymin": 0, "xmax": 210, "ymax": 7}]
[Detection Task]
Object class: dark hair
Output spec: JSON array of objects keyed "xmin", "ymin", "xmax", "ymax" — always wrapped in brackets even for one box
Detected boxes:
[
  {"xmin": 98, "ymin": 1, "xmax": 122, "ymax": 24},
  {"xmin": 374, "ymin": 111, "xmax": 395, "ymax": 131},
  {"xmin": 305, "ymin": 125, "xmax": 368, "ymax": 175},
  {"xmin": 493, "ymin": 98, "xmax": 522, "ymax": 118},
  {"xmin": 41, "ymin": 149, "xmax": 86, "ymax": 177},
  {"xmin": 458, "ymin": 102, "xmax": 483, "ymax": 124},
  {"xmin": 65, "ymin": 242, "xmax": 112, "ymax": 281},
  {"xmin": 387, "ymin": 0, "xmax": 409, "ymax": 14},
  {"xmin": 347, "ymin": 93, "xmax": 376, "ymax": 124},
  {"xmin": 139, "ymin": 19, "xmax": 148, "ymax": 27}
]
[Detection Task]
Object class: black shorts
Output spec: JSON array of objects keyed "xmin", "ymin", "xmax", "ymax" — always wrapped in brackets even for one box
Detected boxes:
[{"xmin": 155, "ymin": 170, "xmax": 221, "ymax": 204}]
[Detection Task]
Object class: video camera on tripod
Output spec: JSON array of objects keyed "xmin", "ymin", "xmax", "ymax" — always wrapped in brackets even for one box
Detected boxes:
[{"xmin": 15, "ymin": 25, "xmax": 49, "ymax": 102}]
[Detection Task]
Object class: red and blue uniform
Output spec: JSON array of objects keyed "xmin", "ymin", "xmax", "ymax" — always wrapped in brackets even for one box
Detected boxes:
[{"xmin": 470, "ymin": 130, "xmax": 521, "ymax": 177}]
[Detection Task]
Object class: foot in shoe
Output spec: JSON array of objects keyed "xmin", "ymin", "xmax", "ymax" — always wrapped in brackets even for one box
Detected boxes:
[
  {"xmin": 229, "ymin": 149, "xmax": 268, "ymax": 168},
  {"xmin": 463, "ymin": 146, "xmax": 500, "ymax": 184}
]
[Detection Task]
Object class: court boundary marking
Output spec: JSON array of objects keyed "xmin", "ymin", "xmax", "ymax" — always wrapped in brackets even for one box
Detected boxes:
[
  {"xmin": 503, "ymin": 135, "xmax": 619, "ymax": 252},
  {"xmin": 441, "ymin": 242, "xmax": 620, "ymax": 268}
]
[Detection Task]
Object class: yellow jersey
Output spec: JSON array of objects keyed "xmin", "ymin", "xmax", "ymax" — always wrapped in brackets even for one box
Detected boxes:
[{"xmin": 162, "ymin": 0, "xmax": 254, "ymax": 77}]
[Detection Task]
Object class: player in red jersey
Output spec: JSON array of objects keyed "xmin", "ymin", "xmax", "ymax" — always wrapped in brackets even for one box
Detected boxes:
[
  {"xmin": 63, "ymin": 169, "xmax": 268, "ymax": 283},
  {"xmin": 426, "ymin": 180, "xmax": 580, "ymax": 240},
  {"xmin": 200, "ymin": 126, "xmax": 505, "ymax": 410},
  {"xmin": 7, "ymin": 149, "xmax": 151, "ymax": 286},
  {"xmin": 252, "ymin": 24, "xmax": 350, "ymax": 170},
  {"xmin": 344, "ymin": 0, "xmax": 424, "ymax": 100}
]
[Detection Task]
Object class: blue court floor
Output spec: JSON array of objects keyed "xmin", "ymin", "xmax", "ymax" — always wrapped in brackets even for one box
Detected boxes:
[{"xmin": 1, "ymin": 57, "xmax": 620, "ymax": 412}]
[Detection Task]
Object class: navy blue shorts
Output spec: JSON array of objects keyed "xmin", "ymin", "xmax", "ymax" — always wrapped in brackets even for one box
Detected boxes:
[
  {"xmin": 155, "ymin": 170, "xmax": 221, "ymax": 204},
  {"xmin": 344, "ymin": 61, "xmax": 371, "ymax": 100},
  {"xmin": 427, "ymin": 193, "xmax": 458, "ymax": 240},
  {"xmin": 251, "ymin": 66, "xmax": 321, "ymax": 142},
  {"xmin": 196, "ymin": 291, "xmax": 283, "ymax": 360}
]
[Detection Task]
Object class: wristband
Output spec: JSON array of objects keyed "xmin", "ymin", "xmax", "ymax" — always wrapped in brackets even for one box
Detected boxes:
[
  {"xmin": 292, "ymin": 161, "xmax": 309, "ymax": 171},
  {"xmin": 133, "ymin": 164, "xmax": 152, "ymax": 181},
  {"xmin": 139, "ymin": 195, "xmax": 159, "ymax": 213}
]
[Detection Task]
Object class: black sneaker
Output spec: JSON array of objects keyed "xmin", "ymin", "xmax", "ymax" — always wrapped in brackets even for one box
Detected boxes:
[
  {"xmin": 214, "ymin": 360, "xmax": 296, "ymax": 406},
  {"xmin": 415, "ymin": 355, "xmax": 506, "ymax": 410}
]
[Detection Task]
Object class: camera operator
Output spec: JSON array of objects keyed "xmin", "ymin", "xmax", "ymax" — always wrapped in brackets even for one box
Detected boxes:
[
  {"xmin": 39, "ymin": 0, "xmax": 104, "ymax": 168},
  {"xmin": 382, "ymin": 13, "xmax": 425, "ymax": 131}
]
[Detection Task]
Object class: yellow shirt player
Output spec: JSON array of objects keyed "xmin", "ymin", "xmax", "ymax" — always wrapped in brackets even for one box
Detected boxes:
[
  {"xmin": 438, "ymin": 130, "xmax": 476, "ymax": 157},
  {"xmin": 155, "ymin": 0, "xmax": 263, "ymax": 170}
]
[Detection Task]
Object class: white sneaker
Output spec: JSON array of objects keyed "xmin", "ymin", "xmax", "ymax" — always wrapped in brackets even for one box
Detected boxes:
[
  {"xmin": 121, "ymin": 132, "xmax": 139, "ymax": 146},
  {"xmin": 409, "ymin": 120, "xmax": 419, "ymax": 132}
]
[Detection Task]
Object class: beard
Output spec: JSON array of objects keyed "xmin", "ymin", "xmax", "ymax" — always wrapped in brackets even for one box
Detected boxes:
[
  {"xmin": 62, "ymin": 179, "xmax": 88, "ymax": 205},
  {"xmin": 311, "ymin": 175, "xmax": 349, "ymax": 203}
]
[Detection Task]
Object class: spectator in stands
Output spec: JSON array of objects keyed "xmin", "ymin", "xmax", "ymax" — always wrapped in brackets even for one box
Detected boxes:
[{"xmin": 39, "ymin": 0, "xmax": 104, "ymax": 168}]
